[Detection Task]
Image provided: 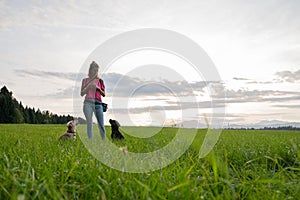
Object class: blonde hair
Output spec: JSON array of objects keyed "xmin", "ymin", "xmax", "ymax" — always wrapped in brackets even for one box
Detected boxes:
[{"xmin": 88, "ymin": 61, "xmax": 99, "ymax": 78}]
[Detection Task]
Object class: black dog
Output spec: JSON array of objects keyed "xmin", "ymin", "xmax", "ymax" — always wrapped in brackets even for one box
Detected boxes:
[{"xmin": 109, "ymin": 119, "xmax": 124, "ymax": 140}]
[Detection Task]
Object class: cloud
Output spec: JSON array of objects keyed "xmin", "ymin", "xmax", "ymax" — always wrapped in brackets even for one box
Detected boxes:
[
  {"xmin": 245, "ymin": 69, "xmax": 300, "ymax": 84},
  {"xmin": 246, "ymin": 80, "xmax": 275, "ymax": 84},
  {"xmin": 14, "ymin": 69, "xmax": 216, "ymax": 94},
  {"xmin": 15, "ymin": 68, "xmax": 84, "ymax": 81},
  {"xmin": 224, "ymin": 88, "xmax": 300, "ymax": 103},
  {"xmin": 14, "ymin": 69, "xmax": 300, "ymax": 119},
  {"xmin": 47, "ymin": 86, "xmax": 75, "ymax": 99},
  {"xmin": 275, "ymin": 69, "xmax": 300, "ymax": 83},
  {"xmin": 109, "ymin": 86, "xmax": 300, "ymax": 114},
  {"xmin": 0, "ymin": 1, "xmax": 138, "ymax": 33},
  {"xmin": 233, "ymin": 77, "xmax": 251, "ymax": 81},
  {"xmin": 272, "ymin": 104, "xmax": 300, "ymax": 109},
  {"xmin": 14, "ymin": 69, "xmax": 220, "ymax": 101},
  {"xmin": 103, "ymin": 73, "xmax": 211, "ymax": 97},
  {"xmin": 264, "ymin": 95, "xmax": 300, "ymax": 103},
  {"xmin": 15, "ymin": 68, "xmax": 300, "ymax": 101}
]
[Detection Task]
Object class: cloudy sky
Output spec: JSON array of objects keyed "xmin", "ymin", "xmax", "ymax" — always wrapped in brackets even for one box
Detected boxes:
[{"xmin": 0, "ymin": 0, "xmax": 299, "ymax": 127}]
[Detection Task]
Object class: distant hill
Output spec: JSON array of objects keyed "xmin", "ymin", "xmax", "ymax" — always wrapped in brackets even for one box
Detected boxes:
[
  {"xmin": 174, "ymin": 119, "xmax": 300, "ymax": 130},
  {"xmin": 227, "ymin": 120, "xmax": 300, "ymax": 129},
  {"xmin": 0, "ymin": 85, "xmax": 85, "ymax": 124}
]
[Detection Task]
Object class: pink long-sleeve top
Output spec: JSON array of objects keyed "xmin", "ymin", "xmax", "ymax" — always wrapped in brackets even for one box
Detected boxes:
[{"xmin": 81, "ymin": 78, "xmax": 105, "ymax": 103}]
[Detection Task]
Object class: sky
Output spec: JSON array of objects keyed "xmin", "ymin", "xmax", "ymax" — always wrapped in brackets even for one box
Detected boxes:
[{"xmin": 0, "ymin": 0, "xmax": 299, "ymax": 127}]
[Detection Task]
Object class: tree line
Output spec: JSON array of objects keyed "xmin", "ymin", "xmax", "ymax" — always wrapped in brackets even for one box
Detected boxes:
[{"xmin": 0, "ymin": 86, "xmax": 84, "ymax": 124}]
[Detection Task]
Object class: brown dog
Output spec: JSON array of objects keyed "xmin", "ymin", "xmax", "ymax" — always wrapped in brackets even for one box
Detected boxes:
[{"xmin": 59, "ymin": 120, "xmax": 78, "ymax": 140}]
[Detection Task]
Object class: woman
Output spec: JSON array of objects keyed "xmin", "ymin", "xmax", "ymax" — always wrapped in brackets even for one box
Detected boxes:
[{"xmin": 80, "ymin": 61, "xmax": 106, "ymax": 140}]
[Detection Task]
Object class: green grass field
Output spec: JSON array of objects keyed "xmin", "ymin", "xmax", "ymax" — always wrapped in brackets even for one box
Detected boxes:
[{"xmin": 0, "ymin": 124, "xmax": 299, "ymax": 199}]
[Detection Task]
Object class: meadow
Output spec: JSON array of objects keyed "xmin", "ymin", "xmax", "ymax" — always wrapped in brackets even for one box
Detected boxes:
[{"xmin": 0, "ymin": 124, "xmax": 299, "ymax": 199}]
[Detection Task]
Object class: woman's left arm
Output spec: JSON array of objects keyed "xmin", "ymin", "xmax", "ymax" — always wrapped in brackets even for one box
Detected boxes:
[
  {"xmin": 97, "ymin": 86, "xmax": 105, "ymax": 97},
  {"xmin": 97, "ymin": 79, "xmax": 105, "ymax": 97}
]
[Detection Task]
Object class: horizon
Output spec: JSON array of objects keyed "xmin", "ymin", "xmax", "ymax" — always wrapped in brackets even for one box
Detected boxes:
[{"xmin": 1, "ymin": 1, "xmax": 300, "ymax": 127}]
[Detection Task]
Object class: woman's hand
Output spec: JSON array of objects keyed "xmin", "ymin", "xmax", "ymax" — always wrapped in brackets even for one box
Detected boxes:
[
  {"xmin": 89, "ymin": 82, "xmax": 97, "ymax": 90},
  {"xmin": 81, "ymin": 80, "xmax": 96, "ymax": 96},
  {"xmin": 81, "ymin": 79, "xmax": 105, "ymax": 97}
]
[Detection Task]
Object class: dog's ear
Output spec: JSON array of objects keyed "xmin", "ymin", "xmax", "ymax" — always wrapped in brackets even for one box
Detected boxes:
[{"xmin": 115, "ymin": 120, "xmax": 121, "ymax": 127}]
